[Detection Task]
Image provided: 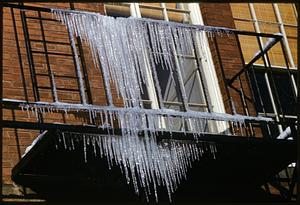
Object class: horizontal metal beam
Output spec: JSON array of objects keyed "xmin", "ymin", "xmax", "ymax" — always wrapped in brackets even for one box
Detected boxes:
[
  {"xmin": 2, "ymin": 120, "xmax": 296, "ymax": 146},
  {"xmin": 3, "ymin": 3, "xmax": 284, "ymax": 39}
]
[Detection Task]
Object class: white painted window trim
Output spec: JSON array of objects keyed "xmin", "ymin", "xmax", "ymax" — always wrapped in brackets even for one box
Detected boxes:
[{"xmin": 188, "ymin": 3, "xmax": 227, "ymax": 132}]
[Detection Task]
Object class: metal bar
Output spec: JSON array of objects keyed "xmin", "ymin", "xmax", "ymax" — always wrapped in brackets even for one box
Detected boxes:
[
  {"xmin": 30, "ymin": 39, "xmax": 71, "ymax": 45},
  {"xmin": 20, "ymin": 9, "xmax": 40, "ymax": 102},
  {"xmin": 22, "ymin": 16, "xmax": 58, "ymax": 22},
  {"xmin": 2, "ymin": 3, "xmax": 285, "ymax": 39},
  {"xmin": 66, "ymin": 22, "xmax": 87, "ymax": 105},
  {"xmin": 19, "ymin": 4, "xmax": 44, "ymax": 125},
  {"xmin": 2, "ymin": 120, "xmax": 293, "ymax": 146},
  {"xmin": 31, "ymin": 51, "xmax": 75, "ymax": 57},
  {"xmin": 37, "ymin": 11, "xmax": 58, "ymax": 102},
  {"xmin": 37, "ymin": 86, "xmax": 82, "ymax": 92},
  {"xmin": 11, "ymin": 7, "xmax": 28, "ymax": 102}
]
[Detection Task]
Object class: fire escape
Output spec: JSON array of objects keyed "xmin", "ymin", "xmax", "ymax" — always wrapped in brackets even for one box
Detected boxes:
[{"xmin": 1, "ymin": 3, "xmax": 297, "ymax": 202}]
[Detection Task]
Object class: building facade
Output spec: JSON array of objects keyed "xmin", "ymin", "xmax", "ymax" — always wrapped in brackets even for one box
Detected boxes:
[{"xmin": 1, "ymin": 2, "xmax": 297, "ymax": 201}]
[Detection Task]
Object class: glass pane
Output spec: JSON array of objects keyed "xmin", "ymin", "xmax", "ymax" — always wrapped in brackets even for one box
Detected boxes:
[
  {"xmin": 179, "ymin": 58, "xmax": 206, "ymax": 107},
  {"xmin": 278, "ymin": 3, "xmax": 297, "ymax": 25},
  {"xmin": 230, "ymin": 3, "xmax": 252, "ymax": 19},
  {"xmin": 105, "ymin": 4, "xmax": 131, "ymax": 17},
  {"xmin": 140, "ymin": 7, "xmax": 164, "ymax": 20},
  {"xmin": 253, "ymin": 3, "xmax": 277, "ymax": 23},
  {"xmin": 167, "ymin": 11, "xmax": 190, "ymax": 23}
]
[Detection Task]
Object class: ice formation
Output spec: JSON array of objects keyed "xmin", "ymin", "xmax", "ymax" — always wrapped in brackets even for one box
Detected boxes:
[{"xmin": 19, "ymin": 9, "xmax": 274, "ymax": 202}]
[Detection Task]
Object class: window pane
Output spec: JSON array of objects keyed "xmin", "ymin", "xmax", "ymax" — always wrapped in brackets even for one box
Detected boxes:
[
  {"xmin": 278, "ymin": 3, "xmax": 297, "ymax": 25},
  {"xmin": 105, "ymin": 3, "xmax": 131, "ymax": 17},
  {"xmin": 230, "ymin": 3, "xmax": 252, "ymax": 19},
  {"xmin": 140, "ymin": 7, "xmax": 164, "ymax": 20},
  {"xmin": 167, "ymin": 11, "xmax": 190, "ymax": 23},
  {"xmin": 253, "ymin": 3, "xmax": 277, "ymax": 23}
]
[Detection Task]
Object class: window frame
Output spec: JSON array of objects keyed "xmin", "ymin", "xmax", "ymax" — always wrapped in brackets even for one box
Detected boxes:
[{"xmin": 104, "ymin": 3, "xmax": 228, "ymax": 133}]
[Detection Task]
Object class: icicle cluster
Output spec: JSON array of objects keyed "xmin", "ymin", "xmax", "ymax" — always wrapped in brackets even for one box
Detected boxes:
[
  {"xmin": 57, "ymin": 131, "xmax": 218, "ymax": 202},
  {"xmin": 19, "ymin": 9, "xmax": 273, "ymax": 202},
  {"xmin": 51, "ymin": 8, "xmax": 232, "ymax": 108}
]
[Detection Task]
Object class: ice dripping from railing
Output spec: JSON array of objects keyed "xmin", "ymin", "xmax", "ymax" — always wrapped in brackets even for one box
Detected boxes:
[
  {"xmin": 19, "ymin": 9, "xmax": 275, "ymax": 202},
  {"xmin": 56, "ymin": 131, "xmax": 218, "ymax": 202}
]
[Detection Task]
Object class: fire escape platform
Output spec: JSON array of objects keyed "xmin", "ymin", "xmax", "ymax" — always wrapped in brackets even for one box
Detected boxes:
[{"xmin": 11, "ymin": 130, "xmax": 296, "ymax": 202}]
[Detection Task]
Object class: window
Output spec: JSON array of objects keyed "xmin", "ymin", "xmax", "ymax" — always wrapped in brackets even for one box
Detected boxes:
[
  {"xmin": 104, "ymin": 3, "xmax": 226, "ymax": 133},
  {"xmin": 248, "ymin": 65, "xmax": 297, "ymax": 137},
  {"xmin": 231, "ymin": 3, "xmax": 297, "ymax": 69}
]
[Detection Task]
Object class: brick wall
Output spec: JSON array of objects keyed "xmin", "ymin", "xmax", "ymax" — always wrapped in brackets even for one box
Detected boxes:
[{"xmin": 2, "ymin": 2, "xmax": 118, "ymax": 194}]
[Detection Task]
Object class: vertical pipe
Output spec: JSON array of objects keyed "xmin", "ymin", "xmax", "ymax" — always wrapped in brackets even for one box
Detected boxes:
[
  {"xmin": 38, "ymin": 11, "xmax": 58, "ymax": 102},
  {"xmin": 66, "ymin": 23, "xmax": 87, "ymax": 105}
]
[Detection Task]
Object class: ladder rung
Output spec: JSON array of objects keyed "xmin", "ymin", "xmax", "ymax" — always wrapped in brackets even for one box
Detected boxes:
[
  {"xmin": 35, "ymin": 73, "xmax": 79, "ymax": 79},
  {"xmin": 25, "ymin": 16, "xmax": 58, "ymax": 22},
  {"xmin": 30, "ymin": 39, "xmax": 72, "ymax": 46},
  {"xmin": 32, "ymin": 50, "xmax": 76, "ymax": 57},
  {"xmin": 37, "ymin": 86, "xmax": 83, "ymax": 92}
]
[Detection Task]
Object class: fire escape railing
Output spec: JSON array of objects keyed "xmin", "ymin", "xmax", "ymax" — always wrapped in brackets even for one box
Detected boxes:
[
  {"xmin": 1, "ymin": 3, "xmax": 297, "ymax": 201},
  {"xmin": 1, "ymin": 3, "xmax": 296, "ymax": 139}
]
